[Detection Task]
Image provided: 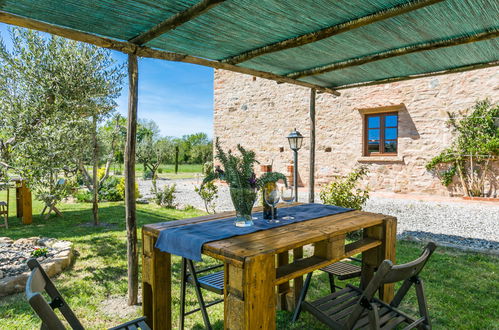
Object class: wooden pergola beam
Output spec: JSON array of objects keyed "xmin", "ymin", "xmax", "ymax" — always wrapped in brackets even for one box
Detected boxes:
[
  {"xmin": 222, "ymin": 0, "xmax": 444, "ymax": 65},
  {"xmin": 333, "ymin": 60, "xmax": 499, "ymax": 90},
  {"xmin": 129, "ymin": 0, "xmax": 225, "ymax": 45},
  {"xmin": 287, "ymin": 29, "xmax": 499, "ymax": 79},
  {"xmin": 0, "ymin": 10, "xmax": 340, "ymax": 96}
]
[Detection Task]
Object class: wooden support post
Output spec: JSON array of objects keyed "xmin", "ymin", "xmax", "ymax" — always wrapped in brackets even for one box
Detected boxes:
[
  {"xmin": 225, "ymin": 254, "xmax": 276, "ymax": 329},
  {"xmin": 361, "ymin": 216, "xmax": 397, "ymax": 302},
  {"xmin": 309, "ymin": 88, "xmax": 316, "ymax": 203},
  {"xmin": 21, "ymin": 182, "xmax": 32, "ymax": 225},
  {"xmin": 125, "ymin": 53, "xmax": 139, "ymax": 306}
]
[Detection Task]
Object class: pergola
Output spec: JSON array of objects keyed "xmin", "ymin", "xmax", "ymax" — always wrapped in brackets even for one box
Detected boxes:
[{"xmin": 1, "ymin": 0, "xmax": 497, "ymax": 307}]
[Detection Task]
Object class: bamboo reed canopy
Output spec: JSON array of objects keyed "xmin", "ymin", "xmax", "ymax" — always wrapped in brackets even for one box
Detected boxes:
[{"xmin": 0, "ymin": 0, "xmax": 498, "ymax": 95}]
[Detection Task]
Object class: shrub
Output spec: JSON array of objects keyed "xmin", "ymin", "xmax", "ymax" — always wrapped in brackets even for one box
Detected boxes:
[
  {"xmin": 154, "ymin": 184, "xmax": 177, "ymax": 208},
  {"xmin": 116, "ymin": 177, "xmax": 141, "ymax": 200},
  {"xmin": 99, "ymin": 176, "xmax": 122, "ymax": 201},
  {"xmin": 75, "ymin": 190, "xmax": 92, "ymax": 203},
  {"xmin": 157, "ymin": 167, "xmax": 163, "ymax": 174},
  {"xmin": 31, "ymin": 247, "xmax": 48, "ymax": 258},
  {"xmin": 143, "ymin": 169, "xmax": 153, "ymax": 180},
  {"xmin": 320, "ymin": 166, "xmax": 369, "ymax": 210},
  {"xmin": 182, "ymin": 204, "xmax": 197, "ymax": 211},
  {"xmin": 195, "ymin": 180, "xmax": 218, "ymax": 213},
  {"xmin": 426, "ymin": 99, "xmax": 499, "ymax": 197}
]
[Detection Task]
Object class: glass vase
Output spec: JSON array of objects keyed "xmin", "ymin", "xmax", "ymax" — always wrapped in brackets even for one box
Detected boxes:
[{"xmin": 229, "ymin": 187, "xmax": 257, "ymax": 227}]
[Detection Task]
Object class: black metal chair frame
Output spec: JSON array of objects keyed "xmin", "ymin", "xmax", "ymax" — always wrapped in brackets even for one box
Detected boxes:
[
  {"xmin": 179, "ymin": 258, "xmax": 224, "ymax": 330},
  {"xmin": 25, "ymin": 258, "xmax": 150, "ymax": 330},
  {"xmin": 293, "ymin": 242, "xmax": 436, "ymax": 329}
]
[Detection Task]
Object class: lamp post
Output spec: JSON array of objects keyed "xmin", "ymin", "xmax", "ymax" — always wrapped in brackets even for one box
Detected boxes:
[{"xmin": 287, "ymin": 128, "xmax": 304, "ymax": 201}]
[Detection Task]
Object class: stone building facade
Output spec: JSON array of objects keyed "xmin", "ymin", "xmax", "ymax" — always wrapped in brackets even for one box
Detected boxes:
[{"xmin": 213, "ymin": 67, "xmax": 498, "ymax": 197}]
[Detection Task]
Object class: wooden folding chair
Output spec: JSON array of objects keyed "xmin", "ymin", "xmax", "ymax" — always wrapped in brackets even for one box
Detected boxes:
[
  {"xmin": 179, "ymin": 257, "xmax": 224, "ymax": 330},
  {"xmin": 293, "ymin": 242, "xmax": 437, "ymax": 329},
  {"xmin": 26, "ymin": 259, "xmax": 150, "ymax": 330}
]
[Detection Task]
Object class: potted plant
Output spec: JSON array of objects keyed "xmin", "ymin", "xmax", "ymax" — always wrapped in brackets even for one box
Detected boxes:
[{"xmin": 203, "ymin": 139, "xmax": 287, "ymax": 227}]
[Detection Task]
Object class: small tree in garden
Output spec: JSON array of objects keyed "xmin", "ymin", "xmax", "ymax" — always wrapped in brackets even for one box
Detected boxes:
[
  {"xmin": 137, "ymin": 136, "xmax": 174, "ymax": 193},
  {"xmin": 320, "ymin": 166, "xmax": 370, "ymax": 210},
  {"xmin": 195, "ymin": 180, "xmax": 218, "ymax": 214},
  {"xmin": 0, "ymin": 27, "xmax": 125, "ymax": 224},
  {"xmin": 426, "ymin": 100, "xmax": 499, "ymax": 197}
]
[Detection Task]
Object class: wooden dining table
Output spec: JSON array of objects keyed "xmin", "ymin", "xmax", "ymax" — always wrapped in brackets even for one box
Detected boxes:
[{"xmin": 141, "ymin": 205, "xmax": 397, "ymax": 329}]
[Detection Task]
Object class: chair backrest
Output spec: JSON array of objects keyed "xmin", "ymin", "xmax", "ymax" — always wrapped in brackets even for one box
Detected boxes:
[
  {"xmin": 346, "ymin": 242, "xmax": 436, "ymax": 328},
  {"xmin": 26, "ymin": 259, "xmax": 84, "ymax": 330}
]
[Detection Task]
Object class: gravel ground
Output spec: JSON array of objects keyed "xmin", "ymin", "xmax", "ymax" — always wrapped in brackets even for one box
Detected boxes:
[{"xmin": 139, "ymin": 178, "xmax": 499, "ymax": 252}]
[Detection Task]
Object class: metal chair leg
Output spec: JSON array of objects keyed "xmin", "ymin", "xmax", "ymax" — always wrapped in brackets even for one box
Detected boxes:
[
  {"xmin": 179, "ymin": 258, "xmax": 187, "ymax": 330},
  {"xmin": 186, "ymin": 260, "xmax": 212, "ymax": 330},
  {"xmin": 292, "ymin": 272, "xmax": 313, "ymax": 322},
  {"xmin": 328, "ymin": 273, "xmax": 336, "ymax": 293}
]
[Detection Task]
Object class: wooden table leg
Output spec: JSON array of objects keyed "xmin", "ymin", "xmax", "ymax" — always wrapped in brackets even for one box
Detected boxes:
[
  {"xmin": 142, "ymin": 233, "xmax": 171, "ymax": 329},
  {"xmin": 225, "ymin": 254, "xmax": 276, "ymax": 329},
  {"xmin": 291, "ymin": 247, "xmax": 303, "ymax": 309},
  {"xmin": 361, "ymin": 217, "xmax": 397, "ymax": 302},
  {"xmin": 277, "ymin": 251, "xmax": 290, "ymax": 311}
]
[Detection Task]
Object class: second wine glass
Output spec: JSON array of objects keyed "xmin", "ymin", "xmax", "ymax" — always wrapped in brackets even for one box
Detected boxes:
[{"xmin": 280, "ymin": 187, "xmax": 295, "ymax": 220}]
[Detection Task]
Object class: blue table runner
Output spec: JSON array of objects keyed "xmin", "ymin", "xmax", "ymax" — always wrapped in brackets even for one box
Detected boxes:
[{"xmin": 155, "ymin": 203, "xmax": 353, "ymax": 261}]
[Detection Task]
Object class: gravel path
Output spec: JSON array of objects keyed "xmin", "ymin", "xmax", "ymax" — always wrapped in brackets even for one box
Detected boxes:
[{"xmin": 139, "ymin": 178, "xmax": 499, "ymax": 252}]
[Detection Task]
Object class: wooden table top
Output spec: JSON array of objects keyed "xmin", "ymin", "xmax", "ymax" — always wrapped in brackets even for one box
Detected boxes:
[{"xmin": 142, "ymin": 205, "xmax": 395, "ymax": 264}]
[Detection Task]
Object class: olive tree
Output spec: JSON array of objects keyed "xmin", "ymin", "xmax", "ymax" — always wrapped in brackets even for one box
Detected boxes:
[{"xmin": 0, "ymin": 27, "xmax": 124, "ymax": 223}]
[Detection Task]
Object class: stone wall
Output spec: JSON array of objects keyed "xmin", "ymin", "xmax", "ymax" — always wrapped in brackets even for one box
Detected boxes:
[{"xmin": 213, "ymin": 67, "xmax": 499, "ymax": 197}]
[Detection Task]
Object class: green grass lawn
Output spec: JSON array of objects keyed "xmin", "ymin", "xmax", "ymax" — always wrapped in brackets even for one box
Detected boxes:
[{"xmin": 0, "ymin": 193, "xmax": 498, "ymax": 329}]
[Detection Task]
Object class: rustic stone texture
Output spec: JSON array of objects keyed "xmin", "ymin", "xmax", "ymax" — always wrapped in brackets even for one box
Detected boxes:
[
  {"xmin": 214, "ymin": 67, "xmax": 499, "ymax": 196},
  {"xmin": 0, "ymin": 237, "xmax": 73, "ymax": 296}
]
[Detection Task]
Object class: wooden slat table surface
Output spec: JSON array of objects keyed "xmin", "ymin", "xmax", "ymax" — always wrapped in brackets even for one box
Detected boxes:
[{"xmin": 142, "ymin": 204, "xmax": 397, "ymax": 330}]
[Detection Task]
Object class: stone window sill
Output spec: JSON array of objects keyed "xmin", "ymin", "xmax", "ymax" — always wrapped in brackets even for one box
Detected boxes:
[{"xmin": 357, "ymin": 156, "xmax": 404, "ymax": 163}]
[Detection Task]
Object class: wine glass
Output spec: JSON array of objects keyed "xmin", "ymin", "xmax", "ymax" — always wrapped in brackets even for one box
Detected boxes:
[
  {"xmin": 264, "ymin": 187, "xmax": 280, "ymax": 223},
  {"xmin": 280, "ymin": 187, "xmax": 295, "ymax": 220}
]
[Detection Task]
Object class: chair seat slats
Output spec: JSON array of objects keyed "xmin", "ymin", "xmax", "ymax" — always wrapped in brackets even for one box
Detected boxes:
[
  {"xmin": 381, "ymin": 315, "xmax": 408, "ymax": 330},
  {"xmin": 321, "ymin": 261, "xmax": 362, "ymax": 279},
  {"xmin": 195, "ymin": 270, "xmax": 225, "ymax": 294},
  {"xmin": 314, "ymin": 289, "xmax": 360, "ymax": 310},
  {"xmin": 312, "ymin": 287, "xmax": 352, "ymax": 306}
]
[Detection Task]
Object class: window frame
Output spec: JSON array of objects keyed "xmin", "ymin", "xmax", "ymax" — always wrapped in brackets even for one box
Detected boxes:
[{"xmin": 363, "ymin": 111, "xmax": 399, "ymax": 156}]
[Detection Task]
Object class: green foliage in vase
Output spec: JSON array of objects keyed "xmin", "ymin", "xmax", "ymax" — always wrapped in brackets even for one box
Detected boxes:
[
  {"xmin": 320, "ymin": 166, "xmax": 369, "ymax": 210},
  {"xmin": 426, "ymin": 99, "xmax": 498, "ymax": 197},
  {"xmin": 202, "ymin": 139, "xmax": 287, "ymax": 190}
]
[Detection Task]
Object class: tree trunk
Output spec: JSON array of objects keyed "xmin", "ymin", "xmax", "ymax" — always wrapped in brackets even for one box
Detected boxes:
[
  {"xmin": 175, "ymin": 146, "xmax": 179, "ymax": 174},
  {"xmin": 125, "ymin": 54, "xmax": 139, "ymax": 306},
  {"xmin": 92, "ymin": 115, "xmax": 99, "ymax": 226}
]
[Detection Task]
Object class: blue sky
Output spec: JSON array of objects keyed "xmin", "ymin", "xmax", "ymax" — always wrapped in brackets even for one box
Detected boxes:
[{"xmin": 0, "ymin": 23, "xmax": 214, "ymax": 138}]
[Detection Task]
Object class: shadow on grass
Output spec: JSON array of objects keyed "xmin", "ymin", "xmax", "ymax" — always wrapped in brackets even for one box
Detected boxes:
[
  {"xmin": 400, "ymin": 230, "xmax": 499, "ymax": 251},
  {"xmin": 0, "ymin": 202, "xmax": 198, "ymax": 241}
]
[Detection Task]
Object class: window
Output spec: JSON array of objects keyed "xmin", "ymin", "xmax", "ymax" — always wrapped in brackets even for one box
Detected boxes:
[{"xmin": 364, "ymin": 112, "xmax": 398, "ymax": 156}]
